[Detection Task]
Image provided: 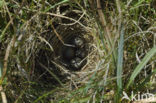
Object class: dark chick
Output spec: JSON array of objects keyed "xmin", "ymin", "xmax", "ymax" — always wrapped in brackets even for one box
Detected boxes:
[
  {"xmin": 75, "ymin": 49, "xmax": 86, "ymax": 59},
  {"xmin": 62, "ymin": 46, "xmax": 75, "ymax": 60}
]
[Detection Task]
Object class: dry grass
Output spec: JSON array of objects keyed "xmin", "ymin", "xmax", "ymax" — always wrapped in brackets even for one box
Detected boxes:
[{"xmin": 0, "ymin": 0, "xmax": 155, "ymax": 103}]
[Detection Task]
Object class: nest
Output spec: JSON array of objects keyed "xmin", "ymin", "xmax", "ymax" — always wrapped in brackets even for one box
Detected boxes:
[
  {"xmin": 31, "ymin": 4, "xmax": 97, "ymax": 89},
  {"xmin": 4, "ymin": 2, "xmax": 99, "ymax": 102}
]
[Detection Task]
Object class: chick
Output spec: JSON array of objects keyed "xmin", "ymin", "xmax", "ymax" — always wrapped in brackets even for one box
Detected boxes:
[
  {"xmin": 75, "ymin": 49, "xmax": 86, "ymax": 59},
  {"xmin": 70, "ymin": 57, "xmax": 82, "ymax": 70},
  {"xmin": 62, "ymin": 46, "xmax": 75, "ymax": 60},
  {"xmin": 73, "ymin": 37, "xmax": 84, "ymax": 47}
]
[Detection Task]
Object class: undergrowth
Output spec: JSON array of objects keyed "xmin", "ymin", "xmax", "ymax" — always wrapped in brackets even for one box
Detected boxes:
[{"xmin": 0, "ymin": 0, "xmax": 156, "ymax": 103}]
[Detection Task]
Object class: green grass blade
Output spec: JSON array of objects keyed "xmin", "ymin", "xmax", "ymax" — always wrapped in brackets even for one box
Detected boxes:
[
  {"xmin": 0, "ymin": 61, "xmax": 2, "ymax": 78},
  {"xmin": 134, "ymin": 0, "xmax": 145, "ymax": 7},
  {"xmin": 44, "ymin": 0, "xmax": 69, "ymax": 12},
  {"xmin": 39, "ymin": 62, "xmax": 64, "ymax": 87},
  {"xmin": 137, "ymin": 68, "xmax": 156, "ymax": 91},
  {"xmin": 33, "ymin": 88, "xmax": 59, "ymax": 103},
  {"xmin": 117, "ymin": 25, "xmax": 125, "ymax": 97},
  {"xmin": 127, "ymin": 46, "xmax": 156, "ymax": 88},
  {"xmin": 0, "ymin": 0, "xmax": 5, "ymax": 8}
]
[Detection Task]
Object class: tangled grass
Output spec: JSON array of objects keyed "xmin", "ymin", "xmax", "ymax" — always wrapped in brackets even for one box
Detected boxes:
[{"xmin": 0, "ymin": 0, "xmax": 156, "ymax": 103}]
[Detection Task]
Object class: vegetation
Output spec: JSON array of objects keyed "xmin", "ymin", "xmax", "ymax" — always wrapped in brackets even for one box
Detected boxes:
[{"xmin": 0, "ymin": 0, "xmax": 155, "ymax": 103}]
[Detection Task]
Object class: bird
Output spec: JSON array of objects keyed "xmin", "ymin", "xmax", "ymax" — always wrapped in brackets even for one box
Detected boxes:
[
  {"xmin": 61, "ymin": 36, "xmax": 87, "ymax": 71},
  {"xmin": 62, "ymin": 46, "xmax": 76, "ymax": 60},
  {"xmin": 73, "ymin": 36, "xmax": 84, "ymax": 47},
  {"xmin": 70, "ymin": 57, "xmax": 82, "ymax": 70}
]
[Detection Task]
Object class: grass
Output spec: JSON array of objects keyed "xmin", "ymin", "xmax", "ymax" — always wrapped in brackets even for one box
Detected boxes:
[{"xmin": 0, "ymin": 0, "xmax": 156, "ymax": 103}]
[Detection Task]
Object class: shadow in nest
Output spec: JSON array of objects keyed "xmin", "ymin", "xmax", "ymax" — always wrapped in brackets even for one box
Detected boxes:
[{"xmin": 59, "ymin": 34, "xmax": 88, "ymax": 71}]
